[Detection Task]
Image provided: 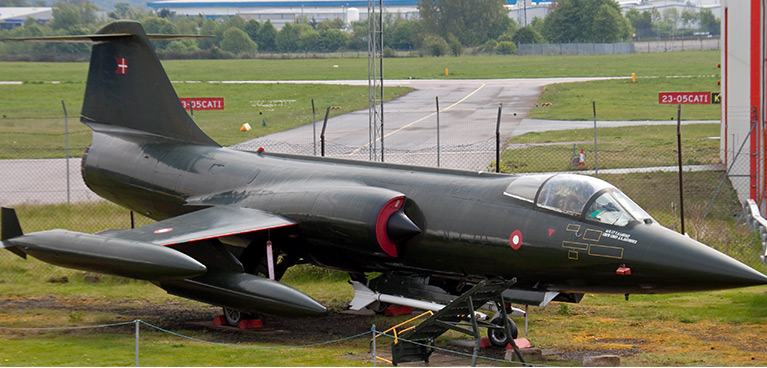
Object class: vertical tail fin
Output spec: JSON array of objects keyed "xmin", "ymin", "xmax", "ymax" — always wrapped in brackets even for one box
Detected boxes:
[
  {"xmin": 1, "ymin": 207, "xmax": 27, "ymax": 259},
  {"xmin": 81, "ymin": 21, "xmax": 217, "ymax": 146}
]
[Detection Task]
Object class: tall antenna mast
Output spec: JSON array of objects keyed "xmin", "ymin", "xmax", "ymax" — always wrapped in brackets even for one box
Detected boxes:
[{"xmin": 367, "ymin": 0, "xmax": 384, "ymax": 162}]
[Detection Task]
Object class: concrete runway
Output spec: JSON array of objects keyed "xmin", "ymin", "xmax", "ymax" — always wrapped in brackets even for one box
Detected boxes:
[
  {"xmin": 1, "ymin": 77, "xmax": 716, "ymax": 206},
  {"xmin": 233, "ymin": 78, "xmax": 623, "ymax": 170}
]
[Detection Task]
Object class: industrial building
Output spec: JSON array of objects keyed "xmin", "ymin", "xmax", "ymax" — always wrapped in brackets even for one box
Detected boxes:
[{"xmin": 0, "ymin": 7, "xmax": 52, "ymax": 30}]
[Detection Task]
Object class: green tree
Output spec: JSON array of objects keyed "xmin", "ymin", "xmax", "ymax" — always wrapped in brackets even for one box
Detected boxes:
[
  {"xmin": 421, "ymin": 33, "xmax": 449, "ymax": 56},
  {"xmin": 197, "ymin": 18, "xmax": 217, "ymax": 49},
  {"xmin": 244, "ymin": 19, "xmax": 260, "ymax": 42},
  {"xmin": 142, "ymin": 16, "xmax": 177, "ymax": 49},
  {"xmin": 512, "ymin": 26, "xmax": 544, "ymax": 44},
  {"xmin": 319, "ymin": 28, "xmax": 347, "ymax": 52},
  {"xmin": 256, "ymin": 20, "xmax": 277, "ymax": 51},
  {"xmin": 625, "ymin": 9, "xmax": 653, "ymax": 38},
  {"xmin": 346, "ymin": 20, "xmax": 367, "ymax": 51},
  {"xmin": 220, "ymin": 27, "xmax": 257, "ymax": 55},
  {"xmin": 662, "ymin": 7, "xmax": 679, "ymax": 37},
  {"xmin": 699, "ymin": 9, "xmax": 720, "ymax": 35},
  {"xmin": 275, "ymin": 22, "xmax": 299, "ymax": 52},
  {"xmin": 418, "ymin": 0, "xmax": 508, "ymax": 46},
  {"xmin": 0, "ymin": 0, "xmax": 29, "ymax": 5},
  {"xmin": 494, "ymin": 40, "xmax": 517, "ymax": 55},
  {"xmin": 680, "ymin": 9, "xmax": 698, "ymax": 29},
  {"xmin": 530, "ymin": 16, "xmax": 545, "ymax": 36},
  {"xmin": 296, "ymin": 25, "xmax": 320, "ymax": 52},
  {"xmin": 165, "ymin": 39, "xmax": 199, "ymax": 53},
  {"xmin": 50, "ymin": 2, "xmax": 81, "ymax": 31},
  {"xmin": 385, "ymin": 15, "xmax": 420, "ymax": 50},
  {"xmin": 591, "ymin": 3, "xmax": 631, "ymax": 42},
  {"xmin": 447, "ymin": 33, "xmax": 463, "ymax": 56},
  {"xmin": 109, "ymin": 2, "xmax": 146, "ymax": 20},
  {"xmin": 542, "ymin": 0, "xmax": 631, "ymax": 42}
]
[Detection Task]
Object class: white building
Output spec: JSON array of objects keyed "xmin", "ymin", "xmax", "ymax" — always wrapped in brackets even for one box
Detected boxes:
[
  {"xmin": 145, "ymin": 0, "xmax": 423, "ymax": 28},
  {"xmin": 0, "ymin": 7, "xmax": 53, "ymax": 30},
  {"xmin": 720, "ymin": 0, "xmax": 766, "ymax": 211}
]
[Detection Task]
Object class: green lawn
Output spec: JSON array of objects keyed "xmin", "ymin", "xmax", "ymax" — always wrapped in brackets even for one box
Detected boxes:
[
  {"xmin": 528, "ymin": 77, "xmax": 720, "ymax": 120},
  {"xmin": 0, "ymin": 50, "xmax": 720, "ymax": 82}
]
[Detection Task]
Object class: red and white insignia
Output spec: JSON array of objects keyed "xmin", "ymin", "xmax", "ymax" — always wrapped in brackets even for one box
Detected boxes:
[
  {"xmin": 115, "ymin": 57, "xmax": 128, "ymax": 74},
  {"xmin": 509, "ymin": 230, "xmax": 523, "ymax": 250}
]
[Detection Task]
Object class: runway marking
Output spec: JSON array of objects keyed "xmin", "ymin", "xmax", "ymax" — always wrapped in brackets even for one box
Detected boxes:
[{"xmin": 349, "ymin": 84, "xmax": 487, "ymax": 155}]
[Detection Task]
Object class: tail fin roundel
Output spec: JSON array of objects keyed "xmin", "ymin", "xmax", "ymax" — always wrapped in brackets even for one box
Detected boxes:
[{"xmin": 81, "ymin": 21, "xmax": 217, "ymax": 146}]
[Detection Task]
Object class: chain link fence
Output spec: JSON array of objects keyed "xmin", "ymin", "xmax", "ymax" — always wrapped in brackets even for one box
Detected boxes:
[{"xmin": 0, "ymin": 102, "xmax": 756, "ymax": 282}]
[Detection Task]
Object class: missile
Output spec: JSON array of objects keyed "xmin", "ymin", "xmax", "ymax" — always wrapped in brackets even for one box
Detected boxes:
[
  {"xmin": 348, "ymin": 281, "xmax": 525, "ymax": 319},
  {"xmin": 2, "ymin": 229, "xmax": 207, "ymax": 281}
]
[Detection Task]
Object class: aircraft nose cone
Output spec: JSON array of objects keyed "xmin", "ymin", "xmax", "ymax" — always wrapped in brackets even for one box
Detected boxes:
[{"xmin": 637, "ymin": 227, "xmax": 767, "ymax": 292}]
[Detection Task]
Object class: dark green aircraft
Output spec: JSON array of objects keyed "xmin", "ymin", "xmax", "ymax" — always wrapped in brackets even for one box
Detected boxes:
[{"xmin": 2, "ymin": 21, "xmax": 766, "ymax": 343}]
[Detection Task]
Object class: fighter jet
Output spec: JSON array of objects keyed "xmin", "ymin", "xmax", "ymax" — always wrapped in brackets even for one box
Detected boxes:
[{"xmin": 2, "ymin": 21, "xmax": 766, "ymax": 345}]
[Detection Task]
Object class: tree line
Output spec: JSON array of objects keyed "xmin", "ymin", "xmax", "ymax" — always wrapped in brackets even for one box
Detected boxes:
[{"xmin": 0, "ymin": 0, "xmax": 721, "ymax": 60}]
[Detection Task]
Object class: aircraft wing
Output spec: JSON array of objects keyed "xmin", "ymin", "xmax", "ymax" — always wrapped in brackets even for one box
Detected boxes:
[{"xmin": 98, "ymin": 206, "xmax": 296, "ymax": 246}]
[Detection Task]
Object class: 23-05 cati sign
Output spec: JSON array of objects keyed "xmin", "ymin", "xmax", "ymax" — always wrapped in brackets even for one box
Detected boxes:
[
  {"xmin": 179, "ymin": 97, "xmax": 224, "ymax": 110},
  {"xmin": 658, "ymin": 92, "xmax": 717, "ymax": 104}
]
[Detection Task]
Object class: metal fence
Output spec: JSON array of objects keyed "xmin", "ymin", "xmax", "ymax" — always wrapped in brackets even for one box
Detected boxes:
[
  {"xmin": 518, "ymin": 42, "xmax": 635, "ymax": 56},
  {"xmin": 0, "ymin": 102, "xmax": 755, "ymax": 282},
  {"xmin": 518, "ymin": 38, "xmax": 720, "ymax": 56}
]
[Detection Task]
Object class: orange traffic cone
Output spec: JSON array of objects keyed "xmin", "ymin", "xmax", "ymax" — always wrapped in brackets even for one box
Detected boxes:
[{"xmin": 579, "ymin": 149, "xmax": 585, "ymax": 167}]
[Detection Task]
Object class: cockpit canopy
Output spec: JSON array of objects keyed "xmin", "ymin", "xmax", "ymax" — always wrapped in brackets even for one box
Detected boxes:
[{"xmin": 504, "ymin": 174, "xmax": 652, "ymax": 226}]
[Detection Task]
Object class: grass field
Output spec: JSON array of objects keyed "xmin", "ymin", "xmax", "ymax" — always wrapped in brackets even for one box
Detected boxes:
[
  {"xmin": 527, "ymin": 76, "xmax": 720, "ymax": 120},
  {"xmin": 0, "ymin": 50, "xmax": 720, "ymax": 81},
  {"xmin": 0, "ymin": 50, "xmax": 721, "ymax": 158}
]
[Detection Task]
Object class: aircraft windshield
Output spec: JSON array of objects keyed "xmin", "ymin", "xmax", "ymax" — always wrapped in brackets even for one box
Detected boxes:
[
  {"xmin": 503, "ymin": 174, "xmax": 553, "ymax": 203},
  {"xmin": 585, "ymin": 192, "xmax": 633, "ymax": 226},
  {"xmin": 536, "ymin": 174, "xmax": 611, "ymax": 215},
  {"xmin": 505, "ymin": 174, "xmax": 654, "ymax": 225}
]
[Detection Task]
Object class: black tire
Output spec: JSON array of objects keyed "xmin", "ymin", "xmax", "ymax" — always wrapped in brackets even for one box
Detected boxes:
[
  {"xmin": 370, "ymin": 301, "xmax": 391, "ymax": 314},
  {"xmin": 223, "ymin": 307, "xmax": 244, "ymax": 326},
  {"xmin": 487, "ymin": 316, "xmax": 518, "ymax": 347}
]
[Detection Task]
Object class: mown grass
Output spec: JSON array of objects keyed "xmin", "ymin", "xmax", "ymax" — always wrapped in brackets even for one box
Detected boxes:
[
  {"xmin": 528, "ymin": 76, "xmax": 721, "ymax": 121},
  {"xmin": 0, "ymin": 330, "xmax": 373, "ymax": 366},
  {"xmin": 501, "ymin": 123, "xmax": 721, "ymax": 173},
  {"xmin": 0, "ymin": 50, "xmax": 719, "ymax": 82},
  {"xmin": 0, "ymin": 50, "xmax": 720, "ymax": 158},
  {"xmin": 0, "ymin": 82, "xmax": 412, "ymax": 155}
]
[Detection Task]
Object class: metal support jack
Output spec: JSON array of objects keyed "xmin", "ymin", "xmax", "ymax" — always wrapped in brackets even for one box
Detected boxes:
[{"xmin": 388, "ymin": 279, "xmax": 527, "ymax": 366}]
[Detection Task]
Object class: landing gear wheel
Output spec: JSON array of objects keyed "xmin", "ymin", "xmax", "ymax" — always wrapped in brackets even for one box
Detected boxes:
[
  {"xmin": 370, "ymin": 301, "xmax": 391, "ymax": 314},
  {"xmin": 487, "ymin": 316, "xmax": 518, "ymax": 347},
  {"xmin": 223, "ymin": 308, "xmax": 244, "ymax": 327}
]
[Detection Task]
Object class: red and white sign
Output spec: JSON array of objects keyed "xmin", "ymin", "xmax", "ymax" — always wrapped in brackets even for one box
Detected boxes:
[
  {"xmin": 115, "ymin": 57, "xmax": 128, "ymax": 74},
  {"xmin": 659, "ymin": 92, "xmax": 711, "ymax": 104},
  {"xmin": 180, "ymin": 98, "xmax": 224, "ymax": 110}
]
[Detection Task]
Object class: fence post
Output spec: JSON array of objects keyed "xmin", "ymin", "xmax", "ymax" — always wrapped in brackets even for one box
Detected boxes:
[
  {"xmin": 495, "ymin": 103, "xmax": 502, "ymax": 173},
  {"xmin": 312, "ymin": 99, "xmax": 317, "ymax": 156},
  {"xmin": 321, "ymin": 106, "xmax": 330, "ymax": 157},
  {"xmin": 592, "ymin": 101, "xmax": 598, "ymax": 177},
  {"xmin": 436, "ymin": 96, "xmax": 440, "ymax": 168},
  {"xmin": 371, "ymin": 324, "xmax": 377, "ymax": 367},
  {"xmin": 61, "ymin": 100, "xmax": 70, "ymax": 204},
  {"xmin": 676, "ymin": 105, "xmax": 685, "ymax": 234},
  {"xmin": 135, "ymin": 320, "xmax": 140, "ymax": 367}
]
